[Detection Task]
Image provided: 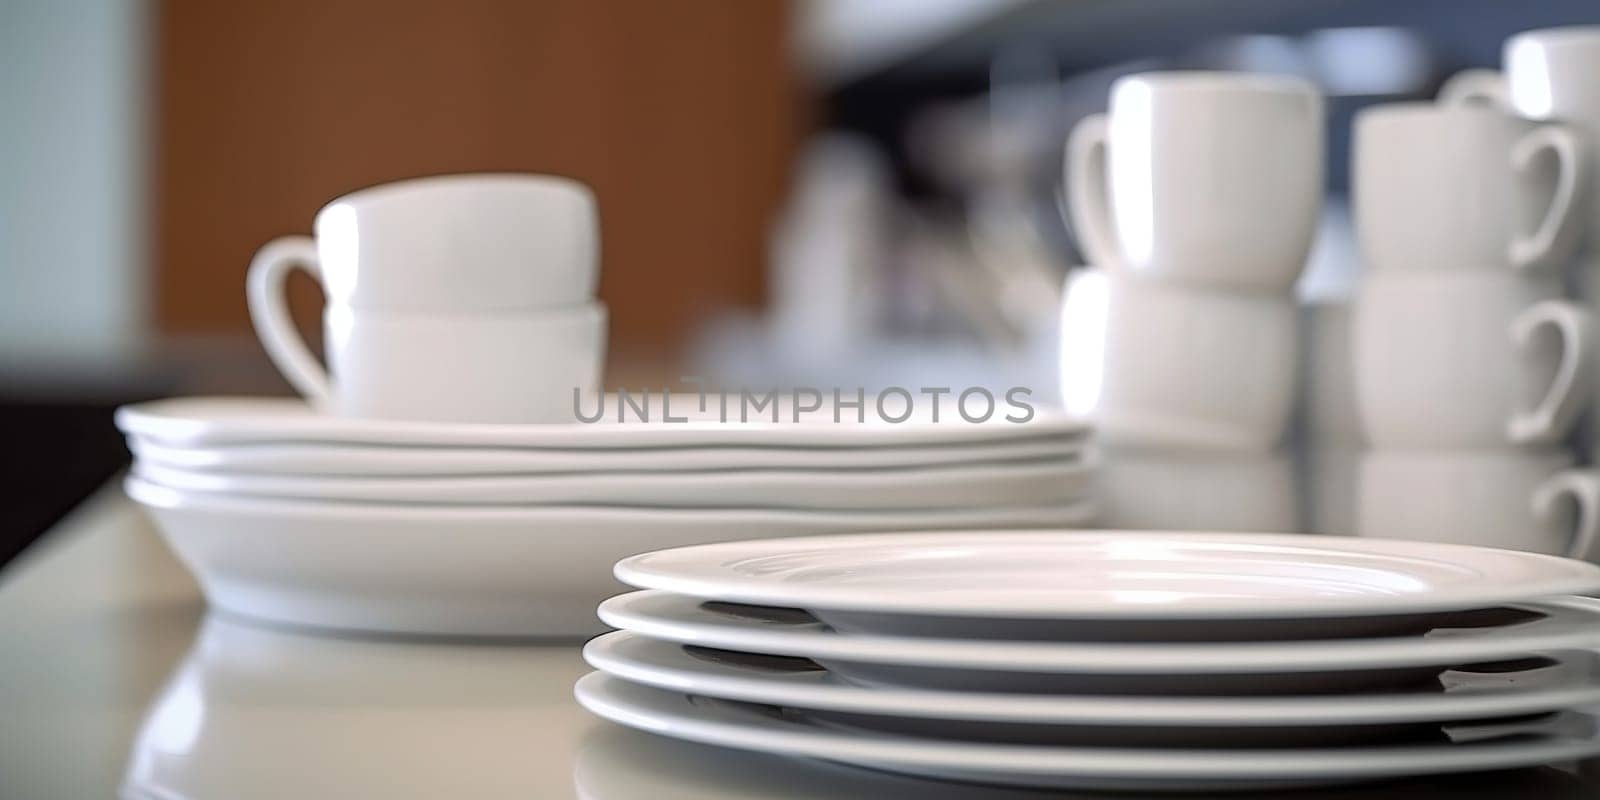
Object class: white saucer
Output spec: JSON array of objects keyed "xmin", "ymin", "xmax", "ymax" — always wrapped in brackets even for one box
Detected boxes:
[
  {"xmin": 131, "ymin": 457, "xmax": 1091, "ymax": 510},
  {"xmin": 124, "ymin": 477, "xmax": 1095, "ymax": 637},
  {"xmin": 584, "ymin": 631, "xmax": 1600, "ymax": 747},
  {"xmin": 128, "ymin": 435, "xmax": 1086, "ymax": 476},
  {"xmin": 598, "ymin": 591, "xmax": 1600, "ymax": 694},
  {"xmin": 574, "ymin": 673, "xmax": 1600, "ymax": 792},
  {"xmin": 117, "ymin": 396, "xmax": 1088, "ymax": 449},
  {"xmin": 613, "ymin": 531, "xmax": 1600, "ymax": 628}
]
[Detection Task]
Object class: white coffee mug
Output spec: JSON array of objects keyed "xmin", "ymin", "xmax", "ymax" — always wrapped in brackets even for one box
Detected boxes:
[
  {"xmin": 1060, "ymin": 269, "xmax": 1296, "ymax": 451},
  {"xmin": 1441, "ymin": 27, "xmax": 1600, "ymax": 234},
  {"xmin": 1441, "ymin": 27, "xmax": 1600, "ymax": 122},
  {"xmin": 1098, "ymin": 447, "xmax": 1296, "ymax": 533},
  {"xmin": 247, "ymin": 174, "xmax": 604, "ymax": 422},
  {"xmin": 256, "ymin": 173, "xmax": 597, "ymax": 312},
  {"xmin": 1066, "ymin": 71, "xmax": 1323, "ymax": 292},
  {"xmin": 1357, "ymin": 448, "xmax": 1600, "ymax": 560},
  {"xmin": 1354, "ymin": 270, "xmax": 1593, "ymax": 448},
  {"xmin": 1354, "ymin": 102, "xmax": 1585, "ymax": 272},
  {"xmin": 318, "ymin": 304, "xmax": 606, "ymax": 423}
]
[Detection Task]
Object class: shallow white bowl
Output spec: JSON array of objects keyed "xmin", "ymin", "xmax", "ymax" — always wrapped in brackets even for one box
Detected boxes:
[
  {"xmin": 132, "ymin": 457, "xmax": 1091, "ymax": 510},
  {"xmin": 124, "ymin": 478, "xmax": 1095, "ymax": 638},
  {"xmin": 126, "ymin": 435, "xmax": 1087, "ymax": 476}
]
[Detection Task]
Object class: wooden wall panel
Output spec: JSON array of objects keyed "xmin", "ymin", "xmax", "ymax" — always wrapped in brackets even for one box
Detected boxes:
[{"xmin": 154, "ymin": 0, "xmax": 801, "ymax": 364}]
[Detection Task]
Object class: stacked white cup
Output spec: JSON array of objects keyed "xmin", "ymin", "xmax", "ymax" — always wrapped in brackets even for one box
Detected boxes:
[
  {"xmin": 1443, "ymin": 27, "xmax": 1600, "ymax": 530},
  {"xmin": 1350, "ymin": 89, "xmax": 1600, "ymax": 560},
  {"xmin": 1059, "ymin": 71, "xmax": 1324, "ymax": 531},
  {"xmin": 247, "ymin": 174, "xmax": 607, "ymax": 423}
]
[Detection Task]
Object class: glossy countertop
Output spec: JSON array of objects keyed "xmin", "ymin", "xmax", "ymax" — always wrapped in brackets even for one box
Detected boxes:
[{"xmin": 4, "ymin": 482, "xmax": 1600, "ymax": 799}]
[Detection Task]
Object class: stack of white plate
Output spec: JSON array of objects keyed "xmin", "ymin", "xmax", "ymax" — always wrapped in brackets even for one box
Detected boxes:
[
  {"xmin": 115, "ymin": 397, "xmax": 1093, "ymax": 637},
  {"xmin": 582, "ymin": 531, "xmax": 1600, "ymax": 792}
]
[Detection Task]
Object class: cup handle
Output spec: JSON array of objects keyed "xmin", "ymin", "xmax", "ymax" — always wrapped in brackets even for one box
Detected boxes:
[
  {"xmin": 1438, "ymin": 68, "xmax": 1509, "ymax": 108},
  {"xmin": 1509, "ymin": 124, "xmax": 1588, "ymax": 270},
  {"xmin": 246, "ymin": 235, "xmax": 332, "ymax": 405},
  {"xmin": 1533, "ymin": 469, "xmax": 1600, "ymax": 561},
  {"xmin": 1508, "ymin": 300, "xmax": 1595, "ymax": 444},
  {"xmin": 1064, "ymin": 113, "xmax": 1120, "ymax": 268}
]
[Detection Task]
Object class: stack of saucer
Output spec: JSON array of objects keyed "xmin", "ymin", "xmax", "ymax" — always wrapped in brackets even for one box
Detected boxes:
[
  {"xmin": 582, "ymin": 531, "xmax": 1600, "ymax": 792},
  {"xmin": 116, "ymin": 397, "xmax": 1092, "ymax": 637}
]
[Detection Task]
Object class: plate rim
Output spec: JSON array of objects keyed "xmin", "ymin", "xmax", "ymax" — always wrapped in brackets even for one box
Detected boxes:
[
  {"xmin": 596, "ymin": 590, "xmax": 1600, "ymax": 673},
  {"xmin": 115, "ymin": 396, "xmax": 1089, "ymax": 449},
  {"xmin": 574, "ymin": 672, "xmax": 1600, "ymax": 781},
  {"xmin": 124, "ymin": 476, "xmax": 1097, "ymax": 526},
  {"xmin": 613, "ymin": 531, "xmax": 1600, "ymax": 620},
  {"xmin": 584, "ymin": 630, "xmax": 1600, "ymax": 726}
]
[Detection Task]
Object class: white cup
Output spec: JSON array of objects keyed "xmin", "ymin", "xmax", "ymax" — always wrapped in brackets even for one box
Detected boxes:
[
  {"xmin": 246, "ymin": 174, "xmax": 604, "ymax": 422},
  {"xmin": 1441, "ymin": 27, "xmax": 1600, "ymax": 235},
  {"xmin": 1354, "ymin": 270, "xmax": 1593, "ymax": 448},
  {"xmin": 1354, "ymin": 102, "xmax": 1585, "ymax": 273},
  {"xmin": 253, "ymin": 173, "xmax": 598, "ymax": 312},
  {"xmin": 1356, "ymin": 448, "xmax": 1600, "ymax": 560},
  {"xmin": 318, "ymin": 304, "xmax": 606, "ymax": 423},
  {"xmin": 1066, "ymin": 71, "xmax": 1323, "ymax": 292},
  {"xmin": 1059, "ymin": 269, "xmax": 1296, "ymax": 451},
  {"xmin": 1098, "ymin": 447, "xmax": 1296, "ymax": 532}
]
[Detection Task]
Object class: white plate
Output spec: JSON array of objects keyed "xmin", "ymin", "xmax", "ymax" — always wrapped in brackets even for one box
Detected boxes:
[
  {"xmin": 123, "ymin": 477, "xmax": 1095, "ymax": 638},
  {"xmin": 584, "ymin": 630, "xmax": 1600, "ymax": 747},
  {"xmin": 116, "ymin": 396, "xmax": 1087, "ymax": 449},
  {"xmin": 613, "ymin": 531, "xmax": 1600, "ymax": 627},
  {"xmin": 598, "ymin": 591, "xmax": 1600, "ymax": 694},
  {"xmin": 574, "ymin": 673, "xmax": 1600, "ymax": 792},
  {"xmin": 131, "ymin": 457, "xmax": 1091, "ymax": 510},
  {"xmin": 127, "ymin": 435, "xmax": 1087, "ymax": 476}
]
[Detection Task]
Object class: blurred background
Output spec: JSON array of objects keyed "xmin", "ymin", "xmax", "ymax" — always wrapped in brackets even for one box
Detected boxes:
[{"xmin": 3, "ymin": 0, "xmax": 1598, "ymax": 566}]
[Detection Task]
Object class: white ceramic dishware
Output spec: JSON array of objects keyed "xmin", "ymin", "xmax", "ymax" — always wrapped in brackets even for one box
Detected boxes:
[
  {"xmin": 1096, "ymin": 447, "xmax": 1296, "ymax": 533},
  {"xmin": 247, "ymin": 174, "xmax": 601, "ymax": 422},
  {"xmin": 1066, "ymin": 71, "xmax": 1323, "ymax": 292},
  {"xmin": 132, "ymin": 456, "xmax": 1091, "ymax": 510},
  {"xmin": 612, "ymin": 530, "xmax": 1600, "ymax": 629},
  {"xmin": 1356, "ymin": 448, "xmax": 1600, "ymax": 560},
  {"xmin": 574, "ymin": 674, "xmax": 1600, "ymax": 792},
  {"xmin": 250, "ymin": 173, "xmax": 598, "ymax": 313},
  {"xmin": 1441, "ymin": 27, "xmax": 1600, "ymax": 233},
  {"xmin": 125, "ymin": 435, "xmax": 1088, "ymax": 476},
  {"xmin": 1354, "ymin": 270, "xmax": 1594, "ymax": 447},
  {"xmin": 1059, "ymin": 269, "xmax": 1296, "ymax": 451},
  {"xmin": 1354, "ymin": 102, "xmax": 1585, "ymax": 273},
  {"xmin": 301, "ymin": 304, "xmax": 607, "ymax": 422},
  {"xmin": 585, "ymin": 631, "xmax": 1600, "ymax": 747},
  {"xmin": 598, "ymin": 590, "xmax": 1600, "ymax": 695},
  {"xmin": 115, "ymin": 396, "xmax": 1088, "ymax": 449},
  {"xmin": 123, "ymin": 477, "xmax": 1095, "ymax": 637}
]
